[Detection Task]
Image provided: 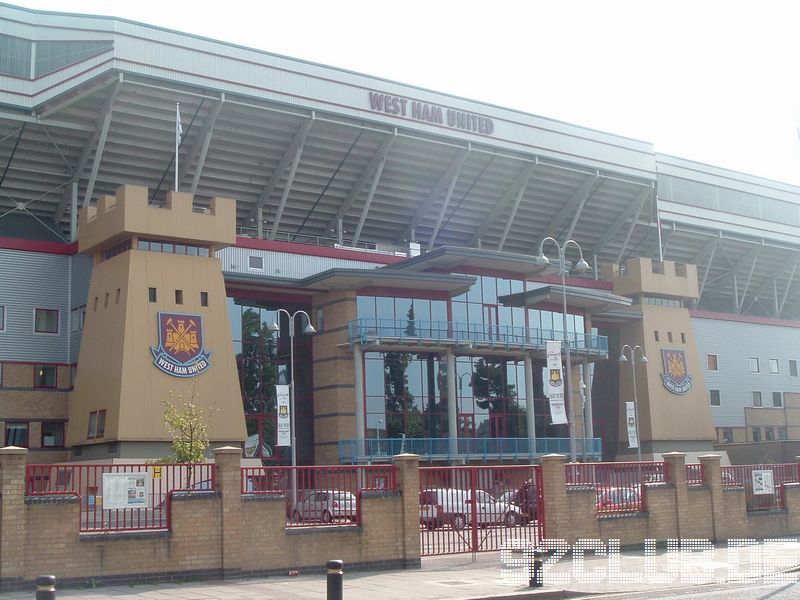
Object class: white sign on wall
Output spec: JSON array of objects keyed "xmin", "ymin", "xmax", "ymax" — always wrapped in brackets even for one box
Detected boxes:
[
  {"xmin": 546, "ymin": 341, "xmax": 568, "ymax": 425},
  {"xmin": 276, "ymin": 384, "xmax": 291, "ymax": 447},
  {"xmin": 102, "ymin": 472, "xmax": 150, "ymax": 510},
  {"xmin": 752, "ymin": 469, "xmax": 775, "ymax": 495}
]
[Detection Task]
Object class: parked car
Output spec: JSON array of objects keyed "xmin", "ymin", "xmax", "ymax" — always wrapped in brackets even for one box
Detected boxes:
[
  {"xmin": 419, "ymin": 488, "xmax": 522, "ymax": 530},
  {"xmin": 596, "ymin": 487, "xmax": 641, "ymax": 512},
  {"xmin": 466, "ymin": 489, "xmax": 523, "ymax": 527},
  {"xmin": 292, "ymin": 490, "xmax": 357, "ymax": 523}
]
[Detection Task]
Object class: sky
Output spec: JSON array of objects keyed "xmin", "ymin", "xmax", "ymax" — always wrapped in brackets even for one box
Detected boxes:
[{"xmin": 10, "ymin": 0, "xmax": 800, "ymax": 186}]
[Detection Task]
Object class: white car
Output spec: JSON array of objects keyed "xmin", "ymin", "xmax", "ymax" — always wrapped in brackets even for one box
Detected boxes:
[
  {"xmin": 292, "ymin": 490, "xmax": 357, "ymax": 523},
  {"xmin": 465, "ymin": 489, "xmax": 523, "ymax": 528}
]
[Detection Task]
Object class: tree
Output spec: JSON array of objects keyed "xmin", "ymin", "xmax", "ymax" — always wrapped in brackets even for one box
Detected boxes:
[{"xmin": 161, "ymin": 387, "xmax": 213, "ymax": 464}]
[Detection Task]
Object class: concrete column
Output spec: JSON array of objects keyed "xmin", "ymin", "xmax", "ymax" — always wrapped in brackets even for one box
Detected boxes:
[
  {"xmin": 393, "ymin": 453, "xmax": 421, "ymax": 567},
  {"xmin": 353, "ymin": 345, "xmax": 365, "ymax": 460},
  {"xmin": 663, "ymin": 451, "xmax": 688, "ymax": 540},
  {"xmin": 446, "ymin": 350, "xmax": 458, "ymax": 458},
  {"xmin": 214, "ymin": 446, "xmax": 243, "ymax": 578},
  {"xmin": 699, "ymin": 454, "xmax": 722, "ymax": 541},
  {"xmin": 70, "ymin": 181, "xmax": 78, "ymax": 241},
  {"xmin": 256, "ymin": 206, "xmax": 263, "ymax": 238},
  {"xmin": 0, "ymin": 446, "xmax": 29, "ymax": 582},
  {"xmin": 540, "ymin": 453, "xmax": 568, "ymax": 543},
  {"xmin": 524, "ymin": 354, "xmax": 536, "ymax": 458}
]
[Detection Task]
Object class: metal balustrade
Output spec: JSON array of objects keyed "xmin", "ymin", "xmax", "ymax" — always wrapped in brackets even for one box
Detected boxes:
[
  {"xmin": 566, "ymin": 461, "xmax": 668, "ymax": 514},
  {"xmin": 347, "ymin": 318, "xmax": 609, "ymax": 354},
  {"xmin": 721, "ymin": 463, "xmax": 800, "ymax": 511},
  {"xmin": 339, "ymin": 437, "xmax": 603, "ymax": 464}
]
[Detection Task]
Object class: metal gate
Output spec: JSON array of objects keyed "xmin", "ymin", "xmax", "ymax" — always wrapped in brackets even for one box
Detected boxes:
[{"xmin": 419, "ymin": 464, "xmax": 543, "ymax": 556}]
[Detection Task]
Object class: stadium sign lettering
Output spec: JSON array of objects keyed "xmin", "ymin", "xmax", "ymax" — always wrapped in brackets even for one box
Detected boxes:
[{"xmin": 368, "ymin": 92, "xmax": 495, "ymax": 135}]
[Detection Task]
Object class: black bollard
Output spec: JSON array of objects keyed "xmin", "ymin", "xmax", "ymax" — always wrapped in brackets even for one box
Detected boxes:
[
  {"xmin": 529, "ymin": 550, "xmax": 543, "ymax": 588},
  {"xmin": 326, "ymin": 559, "xmax": 343, "ymax": 600},
  {"xmin": 35, "ymin": 575, "xmax": 56, "ymax": 600}
]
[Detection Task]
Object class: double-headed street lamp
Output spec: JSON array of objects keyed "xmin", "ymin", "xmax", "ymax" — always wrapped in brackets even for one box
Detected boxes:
[
  {"xmin": 534, "ymin": 237, "xmax": 590, "ymax": 463},
  {"xmin": 267, "ymin": 309, "xmax": 316, "ymax": 486},
  {"xmin": 619, "ymin": 344, "xmax": 648, "ymax": 463}
]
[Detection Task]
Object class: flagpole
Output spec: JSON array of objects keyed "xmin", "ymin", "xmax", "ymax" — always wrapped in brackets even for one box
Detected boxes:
[{"xmin": 175, "ymin": 102, "xmax": 180, "ymax": 192}]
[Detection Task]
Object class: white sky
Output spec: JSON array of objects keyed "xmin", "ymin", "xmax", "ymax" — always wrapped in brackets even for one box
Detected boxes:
[{"xmin": 11, "ymin": 0, "xmax": 800, "ymax": 186}]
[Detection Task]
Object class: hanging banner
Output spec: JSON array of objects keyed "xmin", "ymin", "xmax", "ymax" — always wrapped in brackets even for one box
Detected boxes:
[
  {"xmin": 276, "ymin": 384, "xmax": 291, "ymax": 447},
  {"xmin": 546, "ymin": 341, "xmax": 568, "ymax": 425},
  {"xmin": 626, "ymin": 401, "xmax": 639, "ymax": 449}
]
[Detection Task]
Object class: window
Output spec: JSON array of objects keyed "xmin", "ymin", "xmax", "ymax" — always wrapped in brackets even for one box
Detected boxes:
[
  {"xmin": 752, "ymin": 391, "xmax": 762, "ymax": 407},
  {"xmin": 5, "ymin": 422, "xmax": 28, "ymax": 447},
  {"xmin": 680, "ymin": 333, "xmax": 686, "ymax": 344},
  {"xmin": 778, "ymin": 427, "xmax": 788, "ymax": 440},
  {"xmin": 0, "ymin": 304, "xmax": 5, "ymax": 331},
  {"xmin": 248, "ymin": 255, "xmax": 264, "ymax": 270},
  {"xmin": 790, "ymin": 360, "xmax": 798, "ymax": 377},
  {"xmin": 34, "ymin": 308, "xmax": 59, "ymax": 333},
  {"xmin": 773, "ymin": 392, "xmax": 783, "ymax": 407},
  {"xmin": 104, "ymin": 293, "xmax": 109, "ymax": 308},
  {"xmin": 752, "ymin": 427, "xmax": 761, "ymax": 442},
  {"xmin": 93, "ymin": 297, "xmax": 98, "ymax": 312},
  {"xmin": 765, "ymin": 427, "xmax": 775, "ymax": 441},
  {"xmin": 87, "ymin": 409, "xmax": 106, "ymax": 439},
  {"xmin": 148, "ymin": 287, "xmax": 157, "ymax": 303},
  {"xmin": 749, "ymin": 357, "xmax": 760, "ymax": 373},
  {"xmin": 768, "ymin": 359, "xmax": 779, "ymax": 374},
  {"xmin": 70, "ymin": 306, "xmax": 86, "ymax": 332},
  {"xmin": 316, "ymin": 308, "xmax": 324, "ymax": 332},
  {"xmin": 115, "ymin": 289, "xmax": 121, "ymax": 304},
  {"xmin": 667, "ymin": 331, "xmax": 673, "ymax": 343},
  {"xmin": 41, "ymin": 422, "xmax": 65, "ymax": 448},
  {"xmin": 709, "ymin": 390, "xmax": 721, "ymax": 406},
  {"xmin": 175, "ymin": 290, "xmax": 183, "ymax": 305},
  {"xmin": 674, "ymin": 263, "xmax": 687, "ymax": 277},
  {"xmin": 654, "ymin": 330, "xmax": 660, "ymax": 342},
  {"xmin": 34, "ymin": 365, "xmax": 57, "ymax": 388},
  {"xmin": 721, "ymin": 428, "xmax": 733, "ymax": 443},
  {"xmin": 707, "ymin": 354, "xmax": 718, "ymax": 371},
  {"xmin": 70, "ymin": 364, "xmax": 77, "ymax": 389},
  {"xmin": 200, "ymin": 291, "xmax": 208, "ymax": 307}
]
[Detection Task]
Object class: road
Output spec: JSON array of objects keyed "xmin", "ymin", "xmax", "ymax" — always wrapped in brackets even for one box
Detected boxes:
[{"xmin": 590, "ymin": 575, "xmax": 799, "ymax": 599}]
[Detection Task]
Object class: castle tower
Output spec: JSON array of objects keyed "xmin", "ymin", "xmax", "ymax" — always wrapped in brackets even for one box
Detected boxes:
[
  {"xmin": 68, "ymin": 185, "xmax": 246, "ymax": 458},
  {"xmin": 605, "ymin": 257, "xmax": 716, "ymax": 460}
]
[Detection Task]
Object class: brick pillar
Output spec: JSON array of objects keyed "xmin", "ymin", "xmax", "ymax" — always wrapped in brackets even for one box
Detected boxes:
[
  {"xmin": 541, "ymin": 454, "xmax": 568, "ymax": 543},
  {"xmin": 394, "ymin": 453, "xmax": 421, "ymax": 567},
  {"xmin": 0, "ymin": 446, "xmax": 28, "ymax": 584},
  {"xmin": 214, "ymin": 446, "xmax": 243, "ymax": 578},
  {"xmin": 663, "ymin": 452, "xmax": 688, "ymax": 540},
  {"xmin": 699, "ymin": 454, "xmax": 722, "ymax": 542}
]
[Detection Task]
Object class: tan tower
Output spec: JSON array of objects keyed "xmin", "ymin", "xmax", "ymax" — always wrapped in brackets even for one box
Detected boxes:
[
  {"xmin": 68, "ymin": 185, "xmax": 246, "ymax": 458},
  {"xmin": 605, "ymin": 258, "xmax": 716, "ymax": 460}
]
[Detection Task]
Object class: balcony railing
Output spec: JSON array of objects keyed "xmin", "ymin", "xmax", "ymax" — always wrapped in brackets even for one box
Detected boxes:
[
  {"xmin": 338, "ymin": 437, "xmax": 602, "ymax": 464},
  {"xmin": 348, "ymin": 318, "xmax": 609, "ymax": 354}
]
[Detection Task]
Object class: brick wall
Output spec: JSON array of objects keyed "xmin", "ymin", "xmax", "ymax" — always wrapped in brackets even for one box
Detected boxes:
[
  {"xmin": 541, "ymin": 453, "xmax": 800, "ymax": 546},
  {"xmin": 0, "ymin": 447, "xmax": 420, "ymax": 590}
]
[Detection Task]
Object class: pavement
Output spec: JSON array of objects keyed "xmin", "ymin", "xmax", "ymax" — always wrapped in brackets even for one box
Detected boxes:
[{"xmin": 3, "ymin": 538, "xmax": 799, "ymax": 599}]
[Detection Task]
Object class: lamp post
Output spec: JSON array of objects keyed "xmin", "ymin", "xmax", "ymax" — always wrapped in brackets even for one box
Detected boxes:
[
  {"xmin": 268, "ymin": 309, "xmax": 316, "ymax": 505},
  {"xmin": 534, "ymin": 237, "xmax": 590, "ymax": 463},
  {"xmin": 619, "ymin": 344, "xmax": 648, "ymax": 463}
]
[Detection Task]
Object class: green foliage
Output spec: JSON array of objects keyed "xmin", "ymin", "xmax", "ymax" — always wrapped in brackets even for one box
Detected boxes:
[{"xmin": 160, "ymin": 388, "xmax": 213, "ymax": 463}]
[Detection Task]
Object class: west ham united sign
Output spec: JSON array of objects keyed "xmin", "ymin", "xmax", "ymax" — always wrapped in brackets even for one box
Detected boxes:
[
  {"xmin": 151, "ymin": 313, "xmax": 211, "ymax": 377},
  {"xmin": 660, "ymin": 349, "xmax": 693, "ymax": 394}
]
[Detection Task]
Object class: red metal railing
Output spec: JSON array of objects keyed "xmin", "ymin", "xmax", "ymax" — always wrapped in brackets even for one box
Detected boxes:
[
  {"xmin": 26, "ymin": 463, "xmax": 215, "ymax": 532},
  {"xmin": 721, "ymin": 463, "xmax": 800, "ymax": 511},
  {"xmin": 685, "ymin": 463, "xmax": 704, "ymax": 485},
  {"xmin": 241, "ymin": 464, "xmax": 396, "ymax": 527},
  {"xmin": 566, "ymin": 462, "xmax": 668, "ymax": 514}
]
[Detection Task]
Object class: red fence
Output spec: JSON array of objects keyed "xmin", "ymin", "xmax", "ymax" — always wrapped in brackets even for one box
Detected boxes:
[
  {"xmin": 721, "ymin": 463, "xmax": 800, "ymax": 511},
  {"xmin": 419, "ymin": 464, "xmax": 543, "ymax": 557},
  {"xmin": 26, "ymin": 463, "xmax": 215, "ymax": 532},
  {"xmin": 685, "ymin": 463, "xmax": 704, "ymax": 486},
  {"xmin": 241, "ymin": 464, "xmax": 396, "ymax": 527},
  {"xmin": 566, "ymin": 462, "xmax": 667, "ymax": 514}
]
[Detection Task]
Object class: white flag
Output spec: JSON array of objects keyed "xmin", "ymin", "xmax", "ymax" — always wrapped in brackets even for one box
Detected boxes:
[{"xmin": 176, "ymin": 103, "xmax": 183, "ymax": 145}]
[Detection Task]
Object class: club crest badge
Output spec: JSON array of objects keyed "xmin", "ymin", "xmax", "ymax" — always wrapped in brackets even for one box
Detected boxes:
[
  {"xmin": 151, "ymin": 312, "xmax": 211, "ymax": 377},
  {"xmin": 660, "ymin": 349, "xmax": 692, "ymax": 394},
  {"xmin": 548, "ymin": 368, "xmax": 563, "ymax": 388}
]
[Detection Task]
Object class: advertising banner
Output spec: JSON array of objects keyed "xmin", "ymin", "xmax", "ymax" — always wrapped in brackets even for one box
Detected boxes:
[
  {"xmin": 546, "ymin": 341, "xmax": 568, "ymax": 425},
  {"xmin": 752, "ymin": 470, "xmax": 775, "ymax": 495},
  {"xmin": 626, "ymin": 401, "xmax": 639, "ymax": 448},
  {"xmin": 276, "ymin": 384, "xmax": 291, "ymax": 447},
  {"xmin": 102, "ymin": 472, "xmax": 150, "ymax": 510}
]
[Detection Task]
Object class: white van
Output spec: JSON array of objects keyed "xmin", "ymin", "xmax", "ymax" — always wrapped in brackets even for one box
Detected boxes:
[{"xmin": 420, "ymin": 488, "xmax": 522, "ymax": 529}]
